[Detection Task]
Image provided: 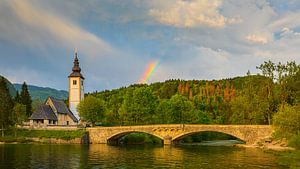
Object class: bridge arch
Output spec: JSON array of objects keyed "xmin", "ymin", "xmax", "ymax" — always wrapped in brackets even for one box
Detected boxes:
[
  {"xmin": 107, "ymin": 131, "xmax": 164, "ymax": 144},
  {"xmin": 172, "ymin": 128, "xmax": 246, "ymax": 143},
  {"xmin": 172, "ymin": 130, "xmax": 245, "ymax": 144}
]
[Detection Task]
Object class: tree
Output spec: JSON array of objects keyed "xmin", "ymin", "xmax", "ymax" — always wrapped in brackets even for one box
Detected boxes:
[
  {"xmin": 14, "ymin": 91, "xmax": 20, "ymax": 103},
  {"xmin": 120, "ymin": 87, "xmax": 158, "ymax": 125},
  {"xmin": 0, "ymin": 78, "xmax": 14, "ymax": 136},
  {"xmin": 20, "ymin": 82, "xmax": 32, "ymax": 117},
  {"xmin": 32, "ymin": 98, "xmax": 43, "ymax": 112},
  {"xmin": 257, "ymin": 60, "xmax": 276, "ymax": 81},
  {"xmin": 10, "ymin": 103, "xmax": 27, "ymax": 136},
  {"xmin": 155, "ymin": 99, "xmax": 173, "ymax": 124},
  {"xmin": 10, "ymin": 103, "xmax": 27, "ymax": 126},
  {"xmin": 273, "ymin": 104, "xmax": 300, "ymax": 138},
  {"xmin": 168, "ymin": 94, "xmax": 197, "ymax": 124},
  {"xmin": 286, "ymin": 69, "xmax": 300, "ymax": 105},
  {"xmin": 77, "ymin": 95, "xmax": 107, "ymax": 126}
]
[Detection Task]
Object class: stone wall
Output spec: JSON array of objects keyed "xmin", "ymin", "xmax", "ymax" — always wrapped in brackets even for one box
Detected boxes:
[{"xmin": 20, "ymin": 125, "xmax": 79, "ymax": 130}]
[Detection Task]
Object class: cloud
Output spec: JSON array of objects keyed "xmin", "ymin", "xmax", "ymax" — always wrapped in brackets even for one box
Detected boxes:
[
  {"xmin": 1, "ymin": 0, "xmax": 300, "ymax": 92},
  {"xmin": 149, "ymin": 47, "xmax": 237, "ymax": 83},
  {"xmin": 270, "ymin": 11, "xmax": 300, "ymax": 30},
  {"xmin": 8, "ymin": 0, "xmax": 114, "ymax": 58},
  {"xmin": 148, "ymin": 0, "xmax": 239, "ymax": 28},
  {"xmin": 246, "ymin": 34, "xmax": 269, "ymax": 44}
]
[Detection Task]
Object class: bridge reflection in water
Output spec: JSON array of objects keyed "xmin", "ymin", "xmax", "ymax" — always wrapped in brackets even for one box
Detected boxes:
[
  {"xmin": 87, "ymin": 124, "xmax": 273, "ymax": 145},
  {"xmin": 85, "ymin": 144, "xmax": 284, "ymax": 168}
]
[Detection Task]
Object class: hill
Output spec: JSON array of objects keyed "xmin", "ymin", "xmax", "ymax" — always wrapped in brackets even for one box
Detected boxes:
[
  {"xmin": 90, "ymin": 74, "xmax": 275, "ymax": 126},
  {"xmin": 0, "ymin": 75, "xmax": 17, "ymax": 97},
  {"xmin": 14, "ymin": 84, "xmax": 68, "ymax": 101}
]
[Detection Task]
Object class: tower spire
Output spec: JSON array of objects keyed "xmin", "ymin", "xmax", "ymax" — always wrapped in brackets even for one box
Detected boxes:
[{"xmin": 69, "ymin": 51, "xmax": 84, "ymax": 79}]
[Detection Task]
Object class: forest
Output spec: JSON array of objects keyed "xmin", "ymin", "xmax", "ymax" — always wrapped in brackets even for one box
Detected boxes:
[{"xmin": 79, "ymin": 61, "xmax": 299, "ymax": 126}]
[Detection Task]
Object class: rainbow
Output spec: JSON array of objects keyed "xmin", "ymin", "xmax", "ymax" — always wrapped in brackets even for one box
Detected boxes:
[{"xmin": 139, "ymin": 60, "xmax": 160, "ymax": 84}]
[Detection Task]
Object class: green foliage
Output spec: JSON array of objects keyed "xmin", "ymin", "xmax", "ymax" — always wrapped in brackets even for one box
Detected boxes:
[
  {"xmin": 120, "ymin": 87, "xmax": 158, "ymax": 125},
  {"xmin": 168, "ymin": 94, "xmax": 197, "ymax": 123},
  {"xmin": 286, "ymin": 70, "xmax": 300, "ymax": 104},
  {"xmin": 10, "ymin": 103, "xmax": 27, "ymax": 126},
  {"xmin": 2, "ymin": 129, "xmax": 86, "ymax": 141},
  {"xmin": 288, "ymin": 134, "xmax": 300, "ymax": 149},
  {"xmin": 180, "ymin": 131, "xmax": 238, "ymax": 143},
  {"xmin": 0, "ymin": 77, "xmax": 14, "ymax": 136},
  {"xmin": 20, "ymin": 82, "xmax": 32, "ymax": 117},
  {"xmin": 155, "ymin": 99, "xmax": 173, "ymax": 124},
  {"xmin": 77, "ymin": 95, "xmax": 107, "ymax": 126},
  {"xmin": 273, "ymin": 104, "xmax": 300, "ymax": 139},
  {"xmin": 0, "ymin": 75, "xmax": 17, "ymax": 97},
  {"xmin": 121, "ymin": 133, "xmax": 162, "ymax": 144},
  {"xmin": 90, "ymin": 74, "xmax": 285, "ymax": 125},
  {"xmin": 32, "ymin": 98, "xmax": 43, "ymax": 112}
]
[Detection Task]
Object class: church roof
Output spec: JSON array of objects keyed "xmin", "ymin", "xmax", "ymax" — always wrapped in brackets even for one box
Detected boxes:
[
  {"xmin": 68, "ymin": 52, "xmax": 84, "ymax": 79},
  {"xmin": 48, "ymin": 97, "xmax": 79, "ymax": 122},
  {"xmin": 30, "ymin": 105, "xmax": 57, "ymax": 120}
]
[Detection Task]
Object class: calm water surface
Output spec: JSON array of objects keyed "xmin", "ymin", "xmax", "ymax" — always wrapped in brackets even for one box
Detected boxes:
[{"xmin": 0, "ymin": 144, "xmax": 290, "ymax": 169}]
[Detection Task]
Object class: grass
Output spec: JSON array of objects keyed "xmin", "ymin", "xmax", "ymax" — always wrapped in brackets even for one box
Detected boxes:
[
  {"xmin": 0, "ymin": 136, "xmax": 32, "ymax": 143},
  {"xmin": 0, "ymin": 129, "xmax": 87, "ymax": 142}
]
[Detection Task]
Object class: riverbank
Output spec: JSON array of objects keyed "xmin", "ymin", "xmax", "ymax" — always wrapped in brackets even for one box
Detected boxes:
[
  {"xmin": 0, "ymin": 137, "xmax": 85, "ymax": 144},
  {"xmin": 0, "ymin": 129, "xmax": 88, "ymax": 144},
  {"xmin": 235, "ymin": 137, "xmax": 295, "ymax": 151}
]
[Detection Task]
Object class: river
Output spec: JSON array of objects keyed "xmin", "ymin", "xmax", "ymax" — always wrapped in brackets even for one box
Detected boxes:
[{"xmin": 0, "ymin": 143, "xmax": 294, "ymax": 169}]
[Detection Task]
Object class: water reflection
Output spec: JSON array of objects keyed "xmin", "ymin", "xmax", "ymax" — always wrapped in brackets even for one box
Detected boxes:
[{"xmin": 0, "ymin": 144, "xmax": 289, "ymax": 169}]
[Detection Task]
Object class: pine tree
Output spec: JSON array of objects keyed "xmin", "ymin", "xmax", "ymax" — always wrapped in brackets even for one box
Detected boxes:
[
  {"xmin": 0, "ymin": 77, "xmax": 14, "ymax": 136},
  {"xmin": 14, "ymin": 91, "xmax": 20, "ymax": 103},
  {"xmin": 20, "ymin": 82, "xmax": 32, "ymax": 117}
]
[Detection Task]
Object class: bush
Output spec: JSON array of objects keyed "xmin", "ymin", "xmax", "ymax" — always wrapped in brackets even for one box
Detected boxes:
[
  {"xmin": 288, "ymin": 133, "xmax": 300, "ymax": 149},
  {"xmin": 273, "ymin": 104, "xmax": 300, "ymax": 138}
]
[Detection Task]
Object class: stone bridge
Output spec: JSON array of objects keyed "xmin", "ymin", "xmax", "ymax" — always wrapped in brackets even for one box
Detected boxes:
[{"xmin": 87, "ymin": 124, "xmax": 273, "ymax": 145}]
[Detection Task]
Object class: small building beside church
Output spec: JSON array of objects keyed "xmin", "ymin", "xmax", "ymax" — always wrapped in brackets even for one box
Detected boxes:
[
  {"xmin": 30, "ymin": 96, "xmax": 78, "ymax": 127},
  {"xmin": 29, "ymin": 52, "xmax": 84, "ymax": 127}
]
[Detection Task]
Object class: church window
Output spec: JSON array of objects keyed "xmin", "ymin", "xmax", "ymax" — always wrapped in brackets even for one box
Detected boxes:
[{"xmin": 73, "ymin": 80, "xmax": 77, "ymax": 85}]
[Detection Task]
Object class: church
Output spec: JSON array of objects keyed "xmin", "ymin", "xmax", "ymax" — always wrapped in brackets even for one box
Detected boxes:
[{"xmin": 29, "ymin": 52, "xmax": 84, "ymax": 127}]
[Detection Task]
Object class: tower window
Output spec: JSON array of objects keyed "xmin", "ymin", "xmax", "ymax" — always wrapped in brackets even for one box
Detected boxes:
[{"xmin": 73, "ymin": 80, "xmax": 77, "ymax": 85}]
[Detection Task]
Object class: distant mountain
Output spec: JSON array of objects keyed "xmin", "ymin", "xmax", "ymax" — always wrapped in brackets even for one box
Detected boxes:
[
  {"xmin": 14, "ymin": 84, "xmax": 68, "ymax": 101},
  {"xmin": 0, "ymin": 75, "xmax": 17, "ymax": 97}
]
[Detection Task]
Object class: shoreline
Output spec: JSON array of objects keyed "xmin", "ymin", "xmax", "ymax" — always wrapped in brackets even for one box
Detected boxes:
[
  {"xmin": 234, "ymin": 144, "xmax": 295, "ymax": 151},
  {"xmin": 0, "ymin": 138, "xmax": 296, "ymax": 151}
]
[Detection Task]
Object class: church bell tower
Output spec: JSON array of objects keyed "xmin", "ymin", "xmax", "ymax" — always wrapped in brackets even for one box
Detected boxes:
[{"xmin": 68, "ymin": 52, "xmax": 84, "ymax": 120}]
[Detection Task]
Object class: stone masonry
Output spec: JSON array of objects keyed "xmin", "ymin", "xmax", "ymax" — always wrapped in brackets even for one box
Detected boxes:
[{"xmin": 87, "ymin": 124, "xmax": 273, "ymax": 145}]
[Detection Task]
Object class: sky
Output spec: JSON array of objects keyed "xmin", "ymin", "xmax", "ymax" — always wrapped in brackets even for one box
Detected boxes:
[{"xmin": 1, "ymin": 0, "xmax": 300, "ymax": 92}]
